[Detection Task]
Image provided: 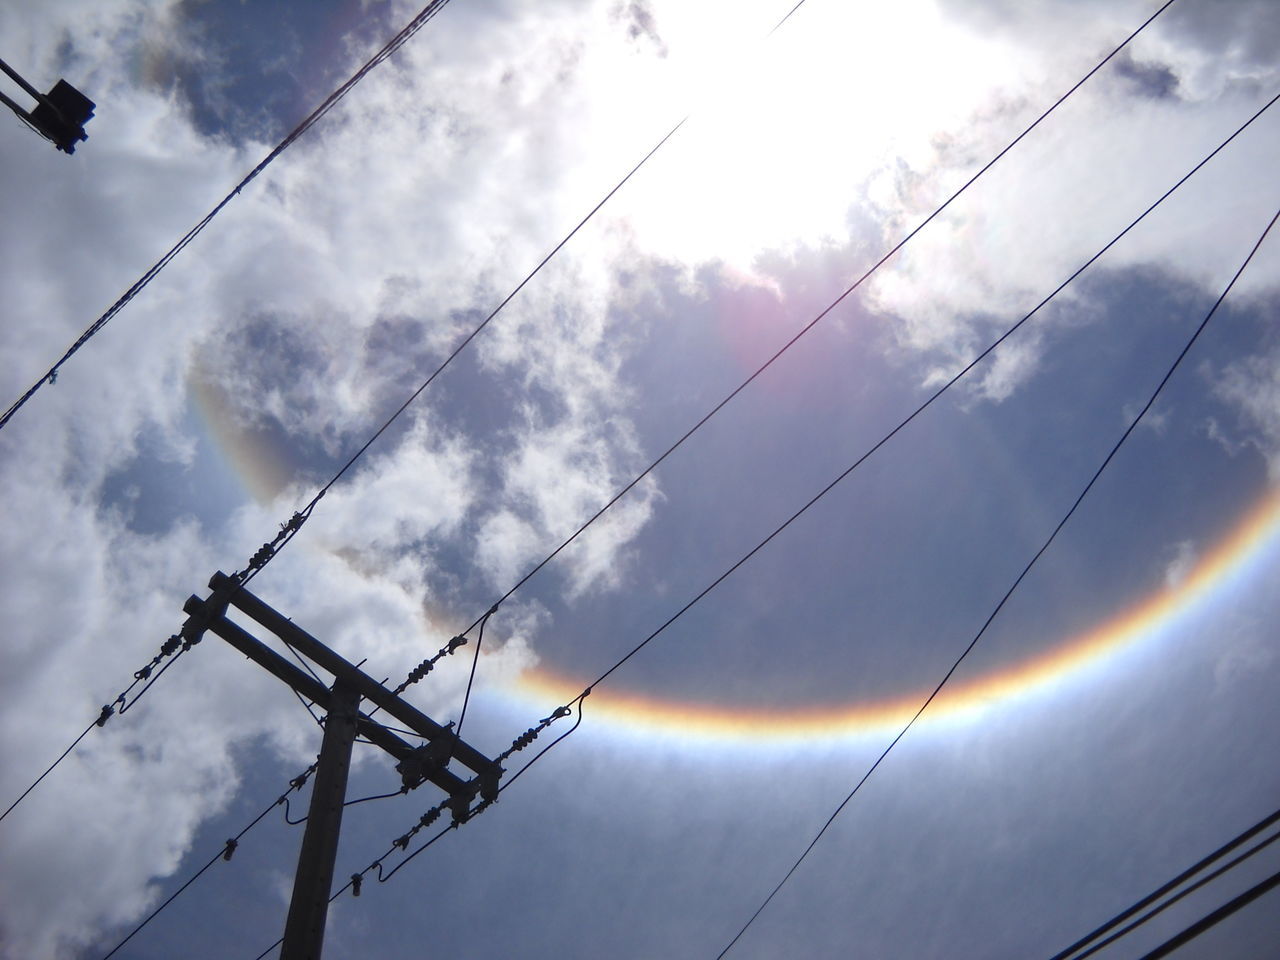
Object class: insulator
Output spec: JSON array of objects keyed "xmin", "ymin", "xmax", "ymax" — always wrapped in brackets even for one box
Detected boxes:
[
  {"xmin": 161, "ymin": 635, "xmax": 181, "ymax": 656},
  {"xmin": 95, "ymin": 703, "xmax": 115, "ymax": 727},
  {"xmin": 351, "ymin": 874, "xmax": 363, "ymax": 897},
  {"xmin": 419, "ymin": 807, "xmax": 441, "ymax": 828},
  {"xmin": 222, "ymin": 838, "xmax": 238, "ymax": 862}
]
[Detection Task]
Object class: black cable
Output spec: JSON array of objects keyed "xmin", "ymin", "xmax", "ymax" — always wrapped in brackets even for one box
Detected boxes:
[
  {"xmin": 582, "ymin": 91, "xmax": 1279, "ymax": 700},
  {"xmin": 498, "ymin": 693, "xmax": 587, "ymax": 793},
  {"xmin": 0, "ymin": 0, "xmax": 456, "ymax": 432},
  {"xmin": 1068, "ymin": 827, "xmax": 1280, "ymax": 960},
  {"xmin": 344, "ymin": 787, "xmax": 407, "ymax": 807},
  {"xmin": 434, "ymin": 0, "xmax": 1185, "ymax": 656},
  {"xmin": 1048, "ymin": 804, "xmax": 1280, "ymax": 960},
  {"xmin": 99, "ymin": 762, "xmax": 316, "ymax": 960},
  {"xmin": 1134, "ymin": 866, "xmax": 1280, "ymax": 960},
  {"xmin": 0, "ymin": 719, "xmax": 95, "ymax": 824},
  {"xmin": 713, "ymin": 203, "xmax": 1280, "ymax": 959},
  {"xmin": 0, "ymin": 638, "xmax": 191, "ymax": 824},
  {"xmin": 453, "ymin": 608, "xmax": 493, "ymax": 741}
]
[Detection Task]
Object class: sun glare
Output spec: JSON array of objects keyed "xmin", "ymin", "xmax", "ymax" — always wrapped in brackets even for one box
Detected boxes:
[{"xmin": 603, "ymin": 0, "xmax": 1018, "ymax": 274}]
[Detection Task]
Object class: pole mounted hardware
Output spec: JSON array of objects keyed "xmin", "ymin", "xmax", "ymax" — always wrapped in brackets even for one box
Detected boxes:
[
  {"xmin": 182, "ymin": 571, "xmax": 502, "ymax": 960},
  {"xmin": 0, "ymin": 57, "xmax": 94, "ymax": 154}
]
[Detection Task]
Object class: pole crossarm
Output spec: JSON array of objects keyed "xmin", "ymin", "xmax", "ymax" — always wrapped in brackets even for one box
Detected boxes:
[
  {"xmin": 181, "ymin": 571, "xmax": 506, "ymax": 960},
  {"xmin": 183, "ymin": 571, "xmax": 502, "ymax": 804}
]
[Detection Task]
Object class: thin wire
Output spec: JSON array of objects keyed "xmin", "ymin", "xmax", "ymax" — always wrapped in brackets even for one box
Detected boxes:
[
  {"xmin": 303, "ymin": 119, "xmax": 689, "ymax": 509},
  {"xmin": 1068, "ymin": 828, "xmax": 1280, "ymax": 960},
  {"xmin": 0, "ymin": 0, "xmax": 456, "ymax": 432},
  {"xmin": 344, "ymin": 788, "xmax": 407, "ymax": 807},
  {"xmin": 498, "ymin": 695, "xmax": 586, "ymax": 793},
  {"xmin": 99, "ymin": 763, "xmax": 316, "ymax": 960},
  {"xmin": 1134, "ymin": 866, "xmax": 1280, "ymax": 960},
  {"xmin": 0, "ymin": 641, "xmax": 191, "ymax": 824},
  {"xmin": 713, "ymin": 204, "xmax": 1280, "ymax": 959},
  {"xmin": 0, "ymin": 719, "xmax": 94, "ymax": 823},
  {"xmin": 453, "ymin": 609, "xmax": 491, "ymax": 741},
  {"xmin": 439, "ymin": 0, "xmax": 1185, "ymax": 650},
  {"xmin": 306, "ymin": 0, "xmax": 821, "ymax": 509},
  {"xmin": 1048, "ymin": 804, "xmax": 1280, "ymax": 960},
  {"xmin": 584, "ymin": 92, "xmax": 1279, "ymax": 699}
]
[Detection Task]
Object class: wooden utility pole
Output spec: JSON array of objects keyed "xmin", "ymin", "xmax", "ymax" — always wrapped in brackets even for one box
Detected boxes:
[{"xmin": 183, "ymin": 571, "xmax": 501, "ymax": 960}]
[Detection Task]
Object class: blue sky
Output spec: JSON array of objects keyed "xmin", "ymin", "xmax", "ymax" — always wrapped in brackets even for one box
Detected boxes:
[{"xmin": 1, "ymin": 1, "xmax": 1278, "ymax": 958}]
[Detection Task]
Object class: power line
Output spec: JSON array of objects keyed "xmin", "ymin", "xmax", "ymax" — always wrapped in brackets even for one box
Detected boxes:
[
  {"xmin": 1133, "ymin": 865, "xmax": 1280, "ymax": 960},
  {"xmin": 575, "ymin": 90, "xmax": 1279, "ymax": 706},
  {"xmin": 712, "ymin": 201, "xmax": 1280, "ymax": 959},
  {"xmin": 290, "ymin": 83, "xmax": 1280, "ymax": 914},
  {"xmin": 0, "ymin": 631, "xmax": 195, "ymax": 824},
  {"xmin": 412, "ymin": 0, "xmax": 1185, "ymax": 680},
  {"xmin": 1065, "ymin": 827, "xmax": 1280, "ymax": 960},
  {"xmin": 0, "ymin": 0, "xmax": 456, "ymax": 433},
  {"xmin": 243, "ymin": 54, "xmax": 1280, "ymax": 949},
  {"xmin": 1048, "ymin": 804, "xmax": 1280, "ymax": 960},
  {"xmin": 98, "ymin": 761, "xmax": 318, "ymax": 960}
]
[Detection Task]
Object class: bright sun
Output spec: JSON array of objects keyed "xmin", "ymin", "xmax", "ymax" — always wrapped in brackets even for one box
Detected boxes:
[{"xmin": 589, "ymin": 0, "xmax": 1020, "ymax": 275}]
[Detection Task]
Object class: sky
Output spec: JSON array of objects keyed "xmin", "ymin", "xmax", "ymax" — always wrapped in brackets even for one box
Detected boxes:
[{"xmin": 0, "ymin": 0, "xmax": 1278, "ymax": 958}]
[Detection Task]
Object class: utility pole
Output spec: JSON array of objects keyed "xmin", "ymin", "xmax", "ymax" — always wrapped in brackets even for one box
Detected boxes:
[
  {"xmin": 0, "ymin": 57, "xmax": 94, "ymax": 153},
  {"xmin": 183, "ymin": 571, "xmax": 502, "ymax": 960}
]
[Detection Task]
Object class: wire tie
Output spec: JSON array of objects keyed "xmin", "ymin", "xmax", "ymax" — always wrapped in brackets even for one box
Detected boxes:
[{"xmin": 222, "ymin": 838, "xmax": 238, "ymax": 861}]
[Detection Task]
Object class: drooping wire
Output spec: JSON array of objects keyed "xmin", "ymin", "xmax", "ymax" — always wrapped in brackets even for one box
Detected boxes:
[
  {"xmin": 1065, "ymin": 826, "xmax": 1280, "ymax": 960},
  {"xmin": 712, "ymin": 204, "xmax": 1280, "ymax": 959},
  {"xmin": 0, "ymin": 630, "xmax": 194, "ymax": 824},
  {"xmin": 1048, "ymin": 804, "xmax": 1280, "ymax": 960},
  {"xmin": 99, "ymin": 761, "xmax": 317, "ymax": 960},
  {"xmin": 0, "ymin": 0, "xmax": 457, "ymax": 432},
  {"xmin": 1131, "ymin": 866, "xmax": 1280, "ymax": 960},
  {"xmin": 453, "ymin": 605, "xmax": 495, "ymax": 741},
  {"xmin": 422, "ymin": 0, "xmax": 1185, "ymax": 665}
]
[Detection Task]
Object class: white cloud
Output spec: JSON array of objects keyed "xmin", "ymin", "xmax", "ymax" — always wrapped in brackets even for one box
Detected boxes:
[{"xmin": 1209, "ymin": 344, "xmax": 1280, "ymax": 479}]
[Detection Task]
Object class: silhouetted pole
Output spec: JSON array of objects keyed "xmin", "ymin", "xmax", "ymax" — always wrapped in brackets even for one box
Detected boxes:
[
  {"xmin": 182, "ymin": 572, "xmax": 502, "ymax": 960},
  {"xmin": 281, "ymin": 678, "xmax": 360, "ymax": 960}
]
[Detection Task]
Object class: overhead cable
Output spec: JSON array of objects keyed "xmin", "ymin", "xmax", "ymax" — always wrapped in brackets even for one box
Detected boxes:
[
  {"xmin": 713, "ymin": 202, "xmax": 1280, "ymax": 958},
  {"xmin": 1048, "ymin": 804, "xmax": 1280, "ymax": 960},
  {"xmin": 0, "ymin": 0, "xmax": 456, "ymax": 432},
  {"xmin": 417, "ymin": 0, "xmax": 1184, "ymax": 674},
  {"xmin": 98, "ymin": 761, "xmax": 318, "ymax": 960},
  {"xmin": 1132, "ymin": 865, "xmax": 1280, "ymax": 960}
]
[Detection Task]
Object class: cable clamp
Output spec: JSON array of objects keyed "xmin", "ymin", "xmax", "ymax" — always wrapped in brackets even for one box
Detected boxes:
[
  {"xmin": 222, "ymin": 838, "xmax": 238, "ymax": 861},
  {"xmin": 95, "ymin": 703, "xmax": 115, "ymax": 727},
  {"xmin": 351, "ymin": 874, "xmax": 363, "ymax": 897}
]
